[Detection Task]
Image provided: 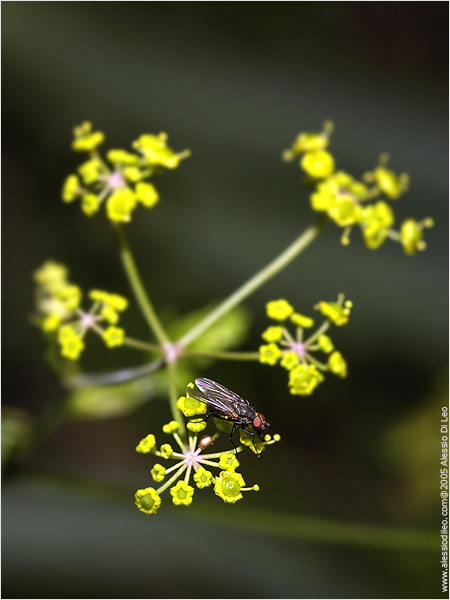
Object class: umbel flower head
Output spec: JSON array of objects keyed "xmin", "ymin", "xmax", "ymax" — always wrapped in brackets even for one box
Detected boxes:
[
  {"xmin": 134, "ymin": 396, "xmax": 280, "ymax": 515},
  {"xmin": 283, "ymin": 123, "xmax": 433, "ymax": 255},
  {"xmin": 61, "ymin": 121, "xmax": 190, "ymax": 223},
  {"xmin": 33, "ymin": 260, "xmax": 128, "ymax": 360},
  {"xmin": 259, "ymin": 296, "xmax": 351, "ymax": 396}
]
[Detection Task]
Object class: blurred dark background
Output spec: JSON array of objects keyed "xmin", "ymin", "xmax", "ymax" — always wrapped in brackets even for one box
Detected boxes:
[{"xmin": 2, "ymin": 3, "xmax": 448, "ymax": 598}]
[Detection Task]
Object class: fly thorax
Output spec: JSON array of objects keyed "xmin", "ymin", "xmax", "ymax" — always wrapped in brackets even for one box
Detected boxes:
[{"xmin": 238, "ymin": 404, "xmax": 257, "ymax": 422}]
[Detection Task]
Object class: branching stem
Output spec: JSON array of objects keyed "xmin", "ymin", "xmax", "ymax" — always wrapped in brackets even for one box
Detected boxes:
[
  {"xmin": 177, "ymin": 216, "xmax": 328, "ymax": 348},
  {"xmin": 114, "ymin": 223, "xmax": 170, "ymax": 345}
]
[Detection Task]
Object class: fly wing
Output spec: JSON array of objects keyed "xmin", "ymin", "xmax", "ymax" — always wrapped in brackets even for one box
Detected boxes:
[
  {"xmin": 188, "ymin": 378, "xmax": 243, "ymax": 419},
  {"xmin": 195, "ymin": 378, "xmax": 251, "ymax": 406}
]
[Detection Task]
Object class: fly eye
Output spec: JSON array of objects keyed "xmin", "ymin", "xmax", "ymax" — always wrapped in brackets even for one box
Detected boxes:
[{"xmin": 253, "ymin": 414, "xmax": 265, "ymax": 430}]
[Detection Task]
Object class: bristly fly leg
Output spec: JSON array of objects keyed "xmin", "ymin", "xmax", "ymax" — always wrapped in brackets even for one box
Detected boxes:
[
  {"xmin": 228, "ymin": 422, "xmax": 238, "ymax": 454},
  {"xmin": 241, "ymin": 426, "xmax": 262, "ymax": 456}
]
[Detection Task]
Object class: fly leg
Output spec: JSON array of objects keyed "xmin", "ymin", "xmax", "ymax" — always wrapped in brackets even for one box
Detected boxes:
[
  {"xmin": 228, "ymin": 422, "xmax": 238, "ymax": 455},
  {"xmin": 241, "ymin": 426, "xmax": 260, "ymax": 456}
]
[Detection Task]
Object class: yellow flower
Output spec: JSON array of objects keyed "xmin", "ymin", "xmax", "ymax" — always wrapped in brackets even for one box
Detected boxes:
[
  {"xmin": 42, "ymin": 313, "xmax": 62, "ymax": 332},
  {"xmin": 288, "ymin": 364, "xmax": 324, "ymax": 395},
  {"xmin": 102, "ymin": 326, "xmax": 125, "ymax": 348},
  {"xmin": 362, "ymin": 201, "xmax": 395, "ymax": 250},
  {"xmin": 328, "ymin": 351, "xmax": 347, "ymax": 378},
  {"xmin": 400, "ymin": 219, "xmax": 424, "ymax": 255},
  {"xmin": 72, "ymin": 122, "xmax": 105, "ymax": 152},
  {"xmin": 301, "ymin": 150, "xmax": 335, "ymax": 179},
  {"xmin": 89, "ymin": 290, "xmax": 109, "ymax": 304},
  {"xmin": 107, "ymin": 149, "xmax": 140, "ymax": 165},
  {"xmin": 239, "ymin": 430, "xmax": 266, "ymax": 454},
  {"xmin": 135, "ymin": 182, "xmax": 159, "ymax": 208},
  {"xmin": 259, "ymin": 343, "xmax": 282, "ymax": 366},
  {"xmin": 266, "ymin": 299, "xmax": 294, "ymax": 321},
  {"xmin": 135, "ymin": 434, "xmax": 156, "ymax": 454},
  {"xmin": 81, "ymin": 194, "xmax": 100, "ymax": 216},
  {"xmin": 290, "ymin": 312, "xmax": 314, "ymax": 328},
  {"xmin": 57, "ymin": 285, "xmax": 82, "ymax": 311},
  {"xmin": 100, "ymin": 305, "xmax": 119, "ymax": 324},
  {"xmin": 283, "ymin": 122, "xmax": 334, "ymax": 158},
  {"xmin": 162, "ymin": 421, "xmax": 179, "ymax": 435},
  {"xmin": 106, "ymin": 189, "xmax": 137, "ymax": 222},
  {"xmin": 133, "ymin": 133, "xmax": 190, "ymax": 169},
  {"xmin": 292, "ymin": 132, "xmax": 329, "ymax": 154},
  {"xmin": 160, "ymin": 443, "xmax": 174, "ymax": 459},
  {"xmin": 105, "ymin": 293, "xmax": 128, "ymax": 311},
  {"xmin": 58, "ymin": 326, "xmax": 85, "ymax": 360},
  {"xmin": 123, "ymin": 167, "xmax": 144, "ymax": 182},
  {"xmin": 261, "ymin": 326, "xmax": 283, "ymax": 342},
  {"xmin": 214, "ymin": 471, "xmax": 245, "ymax": 504},
  {"xmin": 58, "ymin": 324, "xmax": 76, "ymax": 341},
  {"xmin": 90, "ymin": 291, "xmax": 128, "ymax": 312},
  {"xmin": 328, "ymin": 195, "xmax": 363, "ymax": 227},
  {"xmin": 170, "ymin": 480, "xmax": 194, "ymax": 506},
  {"xmin": 310, "ymin": 171, "xmax": 365, "ymax": 216},
  {"xmin": 193, "ymin": 467, "xmax": 213, "ymax": 489},
  {"xmin": 318, "ymin": 334, "xmax": 334, "ymax": 354},
  {"xmin": 280, "ymin": 351, "xmax": 300, "ymax": 371},
  {"xmin": 311, "ymin": 189, "xmax": 335, "ymax": 211},
  {"xmin": 177, "ymin": 395, "xmax": 207, "ymax": 417},
  {"xmin": 218, "ymin": 453, "xmax": 240, "ymax": 472},
  {"xmin": 186, "ymin": 419, "xmax": 207, "ymax": 433},
  {"xmin": 349, "ymin": 180, "xmax": 369, "ymax": 200},
  {"xmin": 374, "ymin": 166, "xmax": 407, "ymax": 199},
  {"xmin": 78, "ymin": 159, "xmax": 102, "ymax": 185},
  {"xmin": 151, "ymin": 463, "xmax": 166, "ymax": 483},
  {"xmin": 317, "ymin": 301, "xmax": 351, "ymax": 326},
  {"xmin": 135, "ymin": 487, "xmax": 161, "ymax": 515},
  {"xmin": 61, "ymin": 175, "xmax": 80, "ymax": 203},
  {"xmin": 34, "ymin": 261, "xmax": 68, "ymax": 293}
]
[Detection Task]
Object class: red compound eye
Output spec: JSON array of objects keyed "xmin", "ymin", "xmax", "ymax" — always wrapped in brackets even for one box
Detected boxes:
[{"xmin": 253, "ymin": 414, "xmax": 266, "ymax": 430}]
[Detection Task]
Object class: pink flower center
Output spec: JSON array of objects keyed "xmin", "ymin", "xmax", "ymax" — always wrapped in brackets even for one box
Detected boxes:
[
  {"xmin": 183, "ymin": 448, "xmax": 201, "ymax": 468},
  {"xmin": 290, "ymin": 341, "xmax": 306, "ymax": 358},
  {"xmin": 107, "ymin": 172, "xmax": 126, "ymax": 190},
  {"xmin": 163, "ymin": 343, "xmax": 181, "ymax": 364},
  {"xmin": 80, "ymin": 313, "xmax": 98, "ymax": 329}
]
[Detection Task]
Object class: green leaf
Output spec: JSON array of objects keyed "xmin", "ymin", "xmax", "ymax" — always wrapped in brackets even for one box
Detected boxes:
[
  {"xmin": 66, "ymin": 375, "xmax": 159, "ymax": 420},
  {"xmin": 2, "ymin": 407, "xmax": 32, "ymax": 470}
]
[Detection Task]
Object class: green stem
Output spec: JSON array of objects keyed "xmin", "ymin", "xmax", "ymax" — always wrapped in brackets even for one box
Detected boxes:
[
  {"xmin": 156, "ymin": 464, "xmax": 187, "ymax": 495},
  {"xmin": 304, "ymin": 352, "xmax": 328, "ymax": 371},
  {"xmin": 167, "ymin": 362, "xmax": 186, "ymax": 440},
  {"xmin": 200, "ymin": 446, "xmax": 244, "ymax": 460},
  {"xmin": 91, "ymin": 324, "xmax": 162, "ymax": 354},
  {"xmin": 122, "ymin": 337, "xmax": 163, "ymax": 353},
  {"xmin": 114, "ymin": 223, "xmax": 170, "ymax": 345},
  {"xmin": 18, "ymin": 469, "xmax": 437, "ymax": 551},
  {"xmin": 181, "ymin": 349, "xmax": 260, "ymax": 361},
  {"xmin": 304, "ymin": 320, "xmax": 330, "ymax": 346},
  {"xmin": 69, "ymin": 358, "xmax": 165, "ymax": 388},
  {"xmin": 177, "ymin": 215, "xmax": 328, "ymax": 348}
]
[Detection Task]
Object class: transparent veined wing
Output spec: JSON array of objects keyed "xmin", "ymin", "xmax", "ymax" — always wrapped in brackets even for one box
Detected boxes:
[
  {"xmin": 188, "ymin": 383, "xmax": 239, "ymax": 420},
  {"xmin": 195, "ymin": 378, "xmax": 251, "ymax": 406}
]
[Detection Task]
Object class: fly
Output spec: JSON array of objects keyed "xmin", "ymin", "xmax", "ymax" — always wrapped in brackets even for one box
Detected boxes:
[{"xmin": 187, "ymin": 377, "xmax": 270, "ymax": 454}]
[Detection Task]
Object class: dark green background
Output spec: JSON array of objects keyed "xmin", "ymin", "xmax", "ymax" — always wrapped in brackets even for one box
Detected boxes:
[{"xmin": 2, "ymin": 3, "xmax": 448, "ymax": 598}]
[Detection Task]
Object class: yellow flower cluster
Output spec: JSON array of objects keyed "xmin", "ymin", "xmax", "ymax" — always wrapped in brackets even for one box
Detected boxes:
[
  {"xmin": 61, "ymin": 122, "xmax": 190, "ymax": 223},
  {"xmin": 259, "ymin": 297, "xmax": 350, "ymax": 396},
  {"xmin": 34, "ymin": 261, "xmax": 82, "ymax": 333},
  {"xmin": 134, "ymin": 412, "xmax": 274, "ymax": 515},
  {"xmin": 283, "ymin": 123, "xmax": 433, "ymax": 255},
  {"xmin": 33, "ymin": 261, "xmax": 128, "ymax": 360}
]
